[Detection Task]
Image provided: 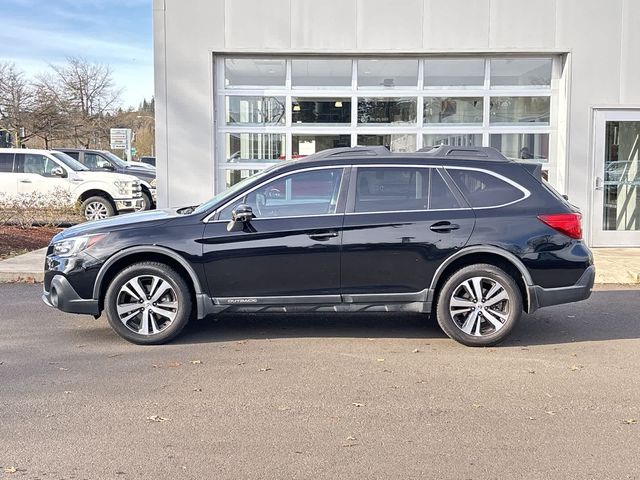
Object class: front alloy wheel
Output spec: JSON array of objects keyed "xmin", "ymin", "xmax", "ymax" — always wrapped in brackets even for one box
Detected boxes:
[
  {"xmin": 105, "ymin": 262, "xmax": 192, "ymax": 344},
  {"xmin": 116, "ymin": 275, "xmax": 178, "ymax": 335},
  {"xmin": 436, "ymin": 264, "xmax": 522, "ymax": 347}
]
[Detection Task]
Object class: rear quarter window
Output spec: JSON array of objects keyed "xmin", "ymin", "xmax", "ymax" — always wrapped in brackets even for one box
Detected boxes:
[
  {"xmin": 446, "ymin": 168, "xmax": 526, "ymax": 208},
  {"xmin": 0, "ymin": 153, "xmax": 13, "ymax": 172}
]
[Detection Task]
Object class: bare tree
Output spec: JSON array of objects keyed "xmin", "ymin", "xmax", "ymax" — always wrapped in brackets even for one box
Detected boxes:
[
  {"xmin": 0, "ymin": 62, "xmax": 35, "ymax": 146},
  {"xmin": 37, "ymin": 57, "xmax": 122, "ymax": 147}
]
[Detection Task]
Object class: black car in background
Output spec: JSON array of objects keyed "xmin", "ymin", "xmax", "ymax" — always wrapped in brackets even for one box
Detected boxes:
[
  {"xmin": 140, "ymin": 156, "xmax": 156, "ymax": 168},
  {"xmin": 55, "ymin": 148, "xmax": 156, "ymax": 210},
  {"xmin": 42, "ymin": 146, "xmax": 594, "ymax": 347}
]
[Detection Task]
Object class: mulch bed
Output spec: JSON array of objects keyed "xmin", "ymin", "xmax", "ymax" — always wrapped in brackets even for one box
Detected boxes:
[{"xmin": 0, "ymin": 226, "xmax": 62, "ymax": 260}]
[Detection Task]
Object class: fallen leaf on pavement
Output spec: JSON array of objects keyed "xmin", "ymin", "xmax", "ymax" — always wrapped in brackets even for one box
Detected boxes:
[
  {"xmin": 346, "ymin": 435, "xmax": 357, "ymax": 441},
  {"xmin": 472, "ymin": 403, "xmax": 483, "ymax": 409},
  {"xmin": 58, "ymin": 367, "xmax": 68, "ymax": 371},
  {"xmin": 4, "ymin": 467, "xmax": 17, "ymax": 474},
  {"xmin": 622, "ymin": 418, "xmax": 637, "ymax": 425},
  {"xmin": 193, "ymin": 388, "xmax": 202, "ymax": 392},
  {"xmin": 412, "ymin": 349, "xmax": 420, "ymax": 353},
  {"xmin": 259, "ymin": 367, "xmax": 271, "ymax": 372},
  {"xmin": 146, "ymin": 415, "xmax": 169, "ymax": 422},
  {"xmin": 190, "ymin": 360, "xmax": 202, "ymax": 365},
  {"xmin": 168, "ymin": 362, "xmax": 182, "ymax": 368},
  {"xmin": 376, "ymin": 358, "xmax": 385, "ymax": 362},
  {"xmin": 569, "ymin": 365, "xmax": 584, "ymax": 371},
  {"xmin": 352, "ymin": 402, "xmax": 365, "ymax": 407},
  {"xmin": 527, "ymin": 369, "xmax": 536, "ymax": 374},
  {"xmin": 545, "ymin": 411, "xmax": 556, "ymax": 416},
  {"xmin": 107, "ymin": 354, "xmax": 121, "ymax": 358}
]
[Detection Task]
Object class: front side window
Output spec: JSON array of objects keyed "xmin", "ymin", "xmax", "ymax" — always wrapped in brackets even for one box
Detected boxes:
[
  {"xmin": 446, "ymin": 168, "xmax": 525, "ymax": 208},
  {"xmin": 354, "ymin": 167, "xmax": 460, "ymax": 213},
  {"xmin": 220, "ymin": 168, "xmax": 344, "ymax": 219},
  {"xmin": 84, "ymin": 153, "xmax": 112, "ymax": 170}
]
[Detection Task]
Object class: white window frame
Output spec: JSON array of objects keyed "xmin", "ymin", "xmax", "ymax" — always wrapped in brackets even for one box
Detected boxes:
[{"xmin": 214, "ymin": 55, "xmax": 559, "ymax": 193}]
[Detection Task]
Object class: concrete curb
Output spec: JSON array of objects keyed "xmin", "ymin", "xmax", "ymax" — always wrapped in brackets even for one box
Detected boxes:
[{"xmin": 0, "ymin": 248, "xmax": 47, "ymax": 284}]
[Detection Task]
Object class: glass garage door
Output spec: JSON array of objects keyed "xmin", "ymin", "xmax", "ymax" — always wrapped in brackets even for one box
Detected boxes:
[{"xmin": 214, "ymin": 56, "xmax": 557, "ymax": 191}]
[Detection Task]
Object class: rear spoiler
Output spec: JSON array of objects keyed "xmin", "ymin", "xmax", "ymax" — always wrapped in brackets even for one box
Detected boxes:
[{"xmin": 518, "ymin": 161, "xmax": 543, "ymax": 180}]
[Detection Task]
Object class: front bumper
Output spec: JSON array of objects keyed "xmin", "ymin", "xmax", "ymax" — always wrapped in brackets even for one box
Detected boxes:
[
  {"xmin": 42, "ymin": 275, "xmax": 100, "ymax": 315},
  {"xmin": 528, "ymin": 265, "xmax": 595, "ymax": 312},
  {"xmin": 114, "ymin": 198, "xmax": 144, "ymax": 211}
]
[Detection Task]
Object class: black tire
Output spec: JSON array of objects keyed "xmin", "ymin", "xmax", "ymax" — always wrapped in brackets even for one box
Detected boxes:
[
  {"xmin": 81, "ymin": 195, "xmax": 115, "ymax": 220},
  {"xmin": 104, "ymin": 262, "xmax": 192, "ymax": 345},
  {"xmin": 435, "ymin": 264, "xmax": 522, "ymax": 347},
  {"xmin": 138, "ymin": 190, "xmax": 154, "ymax": 211}
]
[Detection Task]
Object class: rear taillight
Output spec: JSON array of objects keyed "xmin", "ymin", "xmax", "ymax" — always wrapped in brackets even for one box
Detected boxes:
[{"xmin": 537, "ymin": 213, "xmax": 582, "ymax": 239}]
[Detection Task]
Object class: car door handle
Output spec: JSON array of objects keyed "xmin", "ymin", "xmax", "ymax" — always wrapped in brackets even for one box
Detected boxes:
[
  {"xmin": 430, "ymin": 221, "xmax": 460, "ymax": 233},
  {"xmin": 19, "ymin": 179, "xmax": 32, "ymax": 183},
  {"xmin": 308, "ymin": 231, "xmax": 339, "ymax": 241}
]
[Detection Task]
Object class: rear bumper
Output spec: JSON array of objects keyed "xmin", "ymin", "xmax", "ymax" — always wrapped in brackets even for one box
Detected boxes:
[
  {"xmin": 528, "ymin": 265, "xmax": 595, "ymax": 312},
  {"xmin": 42, "ymin": 275, "xmax": 100, "ymax": 316}
]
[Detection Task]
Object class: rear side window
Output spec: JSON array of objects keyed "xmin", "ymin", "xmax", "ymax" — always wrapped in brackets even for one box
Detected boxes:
[
  {"xmin": 446, "ymin": 168, "xmax": 525, "ymax": 208},
  {"xmin": 64, "ymin": 151, "xmax": 80, "ymax": 160},
  {"xmin": 0, "ymin": 153, "xmax": 13, "ymax": 172},
  {"xmin": 354, "ymin": 167, "xmax": 460, "ymax": 213}
]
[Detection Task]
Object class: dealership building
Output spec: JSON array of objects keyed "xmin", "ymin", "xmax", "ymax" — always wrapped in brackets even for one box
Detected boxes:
[{"xmin": 153, "ymin": 0, "xmax": 640, "ymax": 247}]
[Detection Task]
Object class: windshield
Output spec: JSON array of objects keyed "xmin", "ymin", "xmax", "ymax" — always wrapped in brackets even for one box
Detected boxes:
[
  {"xmin": 193, "ymin": 167, "xmax": 278, "ymax": 215},
  {"xmin": 103, "ymin": 151, "xmax": 129, "ymax": 169},
  {"xmin": 51, "ymin": 152, "xmax": 89, "ymax": 171}
]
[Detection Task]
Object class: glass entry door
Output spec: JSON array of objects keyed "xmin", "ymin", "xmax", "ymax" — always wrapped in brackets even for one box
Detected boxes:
[{"xmin": 592, "ymin": 110, "xmax": 640, "ymax": 246}]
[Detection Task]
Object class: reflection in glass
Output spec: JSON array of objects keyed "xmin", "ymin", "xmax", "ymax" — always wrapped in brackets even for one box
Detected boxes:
[
  {"xmin": 291, "ymin": 98, "xmax": 351, "ymax": 125},
  {"xmin": 424, "ymin": 97, "xmax": 483, "ymax": 124},
  {"xmin": 490, "ymin": 58, "xmax": 552, "ymax": 87},
  {"xmin": 292, "ymin": 135, "xmax": 350, "ymax": 157},
  {"xmin": 602, "ymin": 121, "xmax": 640, "ymax": 231},
  {"xmin": 225, "ymin": 133, "xmax": 285, "ymax": 163},
  {"xmin": 292, "ymin": 59, "xmax": 352, "ymax": 87},
  {"xmin": 226, "ymin": 169, "xmax": 260, "ymax": 188},
  {"xmin": 423, "ymin": 134, "xmax": 482, "ymax": 147},
  {"xmin": 226, "ymin": 96, "xmax": 285, "ymax": 125},
  {"xmin": 357, "ymin": 134, "xmax": 417, "ymax": 153},
  {"xmin": 489, "ymin": 133, "xmax": 549, "ymax": 162},
  {"xmin": 224, "ymin": 58, "xmax": 286, "ymax": 87},
  {"xmin": 358, "ymin": 59, "xmax": 418, "ymax": 88},
  {"xmin": 358, "ymin": 98, "xmax": 417, "ymax": 124},
  {"xmin": 489, "ymin": 97, "xmax": 550, "ymax": 124},
  {"xmin": 424, "ymin": 58, "xmax": 485, "ymax": 87}
]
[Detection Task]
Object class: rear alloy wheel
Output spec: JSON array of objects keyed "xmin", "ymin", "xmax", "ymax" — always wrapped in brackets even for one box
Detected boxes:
[
  {"xmin": 82, "ymin": 196, "xmax": 114, "ymax": 220},
  {"xmin": 104, "ymin": 262, "xmax": 192, "ymax": 344},
  {"xmin": 436, "ymin": 264, "xmax": 522, "ymax": 347}
]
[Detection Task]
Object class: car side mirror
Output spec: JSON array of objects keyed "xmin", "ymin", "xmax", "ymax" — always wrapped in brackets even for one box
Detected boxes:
[
  {"xmin": 51, "ymin": 166, "xmax": 66, "ymax": 178},
  {"xmin": 97, "ymin": 161, "xmax": 115, "ymax": 171},
  {"xmin": 227, "ymin": 204, "xmax": 255, "ymax": 232}
]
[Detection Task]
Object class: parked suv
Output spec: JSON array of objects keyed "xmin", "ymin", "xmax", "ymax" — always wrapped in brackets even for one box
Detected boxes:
[
  {"xmin": 42, "ymin": 146, "xmax": 594, "ymax": 346},
  {"xmin": 55, "ymin": 149, "xmax": 156, "ymax": 210},
  {"xmin": 0, "ymin": 148, "xmax": 142, "ymax": 220}
]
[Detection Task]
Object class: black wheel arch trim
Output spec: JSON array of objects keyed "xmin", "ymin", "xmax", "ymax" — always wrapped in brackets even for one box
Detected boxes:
[
  {"xmin": 92, "ymin": 246, "xmax": 205, "ymax": 300},
  {"xmin": 427, "ymin": 245, "xmax": 534, "ymax": 309}
]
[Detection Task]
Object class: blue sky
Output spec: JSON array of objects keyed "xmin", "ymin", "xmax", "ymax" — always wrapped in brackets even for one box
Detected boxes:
[{"xmin": 0, "ymin": 0, "xmax": 153, "ymax": 108}]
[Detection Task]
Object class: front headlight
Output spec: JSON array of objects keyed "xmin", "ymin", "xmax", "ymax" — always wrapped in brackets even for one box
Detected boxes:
[
  {"xmin": 113, "ymin": 180, "xmax": 129, "ymax": 196},
  {"xmin": 52, "ymin": 233, "xmax": 108, "ymax": 258}
]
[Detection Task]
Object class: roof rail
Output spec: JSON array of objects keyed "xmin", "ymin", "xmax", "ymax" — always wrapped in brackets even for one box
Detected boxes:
[
  {"xmin": 418, "ymin": 145, "xmax": 509, "ymax": 161},
  {"xmin": 307, "ymin": 146, "xmax": 390, "ymax": 160}
]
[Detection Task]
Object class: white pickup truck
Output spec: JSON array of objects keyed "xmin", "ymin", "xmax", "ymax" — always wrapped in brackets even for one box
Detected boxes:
[{"xmin": 0, "ymin": 148, "xmax": 142, "ymax": 220}]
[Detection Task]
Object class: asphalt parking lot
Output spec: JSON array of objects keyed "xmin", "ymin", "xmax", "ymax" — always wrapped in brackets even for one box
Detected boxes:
[{"xmin": 1, "ymin": 284, "xmax": 639, "ymax": 480}]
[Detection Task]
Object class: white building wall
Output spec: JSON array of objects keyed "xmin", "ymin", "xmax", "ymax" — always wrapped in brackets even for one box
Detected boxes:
[{"xmin": 154, "ymin": 0, "xmax": 640, "ymax": 237}]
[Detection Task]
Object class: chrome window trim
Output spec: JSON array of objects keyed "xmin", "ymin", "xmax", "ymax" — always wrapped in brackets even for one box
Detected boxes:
[
  {"xmin": 204, "ymin": 162, "xmax": 531, "ymax": 221},
  {"xmin": 203, "ymin": 164, "xmax": 348, "ymax": 223}
]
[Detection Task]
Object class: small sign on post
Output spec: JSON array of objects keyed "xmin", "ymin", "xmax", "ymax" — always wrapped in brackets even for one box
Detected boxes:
[{"xmin": 110, "ymin": 128, "xmax": 133, "ymax": 161}]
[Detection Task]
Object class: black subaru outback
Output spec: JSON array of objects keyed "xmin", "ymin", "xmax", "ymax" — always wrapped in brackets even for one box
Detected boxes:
[{"xmin": 42, "ymin": 146, "xmax": 594, "ymax": 347}]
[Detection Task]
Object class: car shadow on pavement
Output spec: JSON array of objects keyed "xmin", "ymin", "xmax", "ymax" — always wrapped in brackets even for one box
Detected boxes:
[{"xmin": 172, "ymin": 289, "xmax": 640, "ymax": 347}]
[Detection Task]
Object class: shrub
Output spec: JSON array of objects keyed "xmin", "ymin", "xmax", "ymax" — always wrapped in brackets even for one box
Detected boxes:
[{"xmin": 0, "ymin": 189, "xmax": 83, "ymax": 228}]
